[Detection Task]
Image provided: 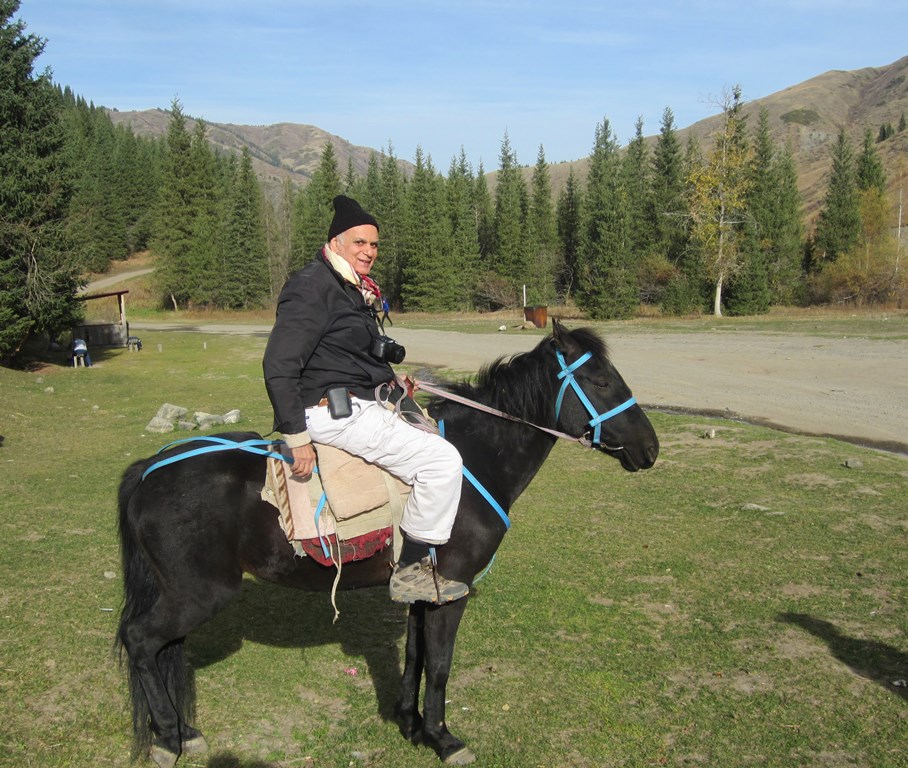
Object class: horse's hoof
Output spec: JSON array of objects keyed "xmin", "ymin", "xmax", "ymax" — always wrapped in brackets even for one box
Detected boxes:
[
  {"xmin": 182, "ymin": 734, "xmax": 208, "ymax": 754},
  {"xmin": 443, "ymin": 746, "xmax": 476, "ymax": 765},
  {"xmin": 149, "ymin": 744, "xmax": 179, "ymax": 768}
]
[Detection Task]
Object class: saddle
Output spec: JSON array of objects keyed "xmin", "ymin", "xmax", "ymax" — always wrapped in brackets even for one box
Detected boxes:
[{"xmin": 261, "ymin": 442, "xmax": 411, "ymax": 567}]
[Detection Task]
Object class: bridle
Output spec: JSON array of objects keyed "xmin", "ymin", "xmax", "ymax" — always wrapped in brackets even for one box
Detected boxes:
[
  {"xmin": 410, "ymin": 346, "xmax": 637, "ymax": 450},
  {"xmin": 555, "ymin": 350, "xmax": 637, "ymax": 449}
]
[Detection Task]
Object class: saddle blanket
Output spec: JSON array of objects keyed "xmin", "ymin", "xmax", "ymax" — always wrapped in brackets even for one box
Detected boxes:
[{"xmin": 261, "ymin": 442, "xmax": 410, "ymax": 567}]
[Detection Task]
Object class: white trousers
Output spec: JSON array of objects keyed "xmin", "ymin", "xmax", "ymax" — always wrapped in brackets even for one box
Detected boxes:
[{"xmin": 305, "ymin": 398, "xmax": 463, "ymax": 544}]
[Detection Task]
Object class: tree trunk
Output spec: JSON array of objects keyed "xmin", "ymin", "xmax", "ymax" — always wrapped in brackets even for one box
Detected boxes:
[{"xmin": 713, "ymin": 274, "xmax": 723, "ymax": 317}]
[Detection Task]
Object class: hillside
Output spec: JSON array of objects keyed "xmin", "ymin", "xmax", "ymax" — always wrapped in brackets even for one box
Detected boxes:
[
  {"xmin": 544, "ymin": 55, "xmax": 908, "ymax": 225},
  {"xmin": 106, "ymin": 107, "xmax": 404, "ymax": 189},
  {"xmin": 107, "ymin": 55, "xmax": 908, "ymax": 225}
]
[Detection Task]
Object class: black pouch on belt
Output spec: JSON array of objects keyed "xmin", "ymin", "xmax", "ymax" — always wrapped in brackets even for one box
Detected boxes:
[{"xmin": 326, "ymin": 387, "xmax": 353, "ymax": 419}]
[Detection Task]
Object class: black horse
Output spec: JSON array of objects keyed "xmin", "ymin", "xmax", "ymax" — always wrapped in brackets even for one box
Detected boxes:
[{"xmin": 116, "ymin": 321, "xmax": 659, "ymax": 767}]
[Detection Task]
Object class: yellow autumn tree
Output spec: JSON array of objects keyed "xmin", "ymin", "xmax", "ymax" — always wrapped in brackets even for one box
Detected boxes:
[{"xmin": 686, "ymin": 86, "xmax": 753, "ymax": 316}]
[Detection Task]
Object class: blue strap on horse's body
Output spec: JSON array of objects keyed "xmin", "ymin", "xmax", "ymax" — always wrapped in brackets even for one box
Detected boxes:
[
  {"xmin": 142, "ymin": 436, "xmax": 290, "ymax": 480},
  {"xmin": 555, "ymin": 350, "xmax": 636, "ymax": 446}
]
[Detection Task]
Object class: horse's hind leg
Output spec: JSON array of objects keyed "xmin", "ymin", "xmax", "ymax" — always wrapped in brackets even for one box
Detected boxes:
[{"xmin": 120, "ymin": 581, "xmax": 240, "ymax": 767}]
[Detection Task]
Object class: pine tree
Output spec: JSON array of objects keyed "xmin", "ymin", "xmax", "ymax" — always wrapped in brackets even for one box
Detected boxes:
[
  {"xmin": 490, "ymin": 131, "xmax": 527, "ymax": 302},
  {"xmin": 813, "ymin": 129, "xmax": 862, "ymax": 265},
  {"xmin": 291, "ymin": 143, "xmax": 342, "ymax": 270},
  {"xmin": 526, "ymin": 145, "xmax": 557, "ymax": 304},
  {"xmin": 401, "ymin": 148, "xmax": 456, "ymax": 310},
  {"xmin": 446, "ymin": 149, "xmax": 481, "ymax": 307},
  {"xmin": 649, "ymin": 107, "xmax": 687, "ymax": 263},
  {"xmin": 152, "ymin": 100, "xmax": 197, "ymax": 309},
  {"xmin": 473, "ymin": 161, "xmax": 495, "ymax": 259},
  {"xmin": 371, "ymin": 144, "xmax": 407, "ymax": 305},
  {"xmin": 218, "ymin": 147, "xmax": 269, "ymax": 308},
  {"xmin": 555, "ymin": 167, "xmax": 583, "ymax": 301},
  {"xmin": 727, "ymin": 108, "xmax": 773, "ymax": 315},
  {"xmin": 0, "ymin": 0, "xmax": 81, "ymax": 361},
  {"xmin": 856, "ymin": 129, "xmax": 886, "ymax": 194},
  {"xmin": 577, "ymin": 117, "xmax": 636, "ymax": 319},
  {"xmin": 622, "ymin": 117, "xmax": 652, "ymax": 258}
]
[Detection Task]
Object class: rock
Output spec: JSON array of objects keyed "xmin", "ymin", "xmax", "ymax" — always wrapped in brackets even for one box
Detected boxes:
[
  {"xmin": 498, "ymin": 325, "xmax": 507, "ymax": 332},
  {"xmin": 194, "ymin": 412, "xmax": 225, "ymax": 429},
  {"xmin": 223, "ymin": 409, "xmax": 241, "ymax": 424},
  {"xmin": 156, "ymin": 403, "xmax": 188, "ymax": 421},
  {"xmin": 742, "ymin": 503, "xmax": 771, "ymax": 512},
  {"xmin": 145, "ymin": 416, "xmax": 175, "ymax": 434},
  {"xmin": 702, "ymin": 428, "xmax": 716, "ymax": 439},
  {"xmin": 843, "ymin": 458, "xmax": 863, "ymax": 469},
  {"xmin": 44, "ymin": 387, "xmax": 54, "ymax": 394},
  {"xmin": 177, "ymin": 421, "xmax": 198, "ymax": 431}
]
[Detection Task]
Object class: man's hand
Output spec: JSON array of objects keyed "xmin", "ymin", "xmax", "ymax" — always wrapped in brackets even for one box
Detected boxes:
[{"xmin": 289, "ymin": 443, "xmax": 316, "ymax": 477}]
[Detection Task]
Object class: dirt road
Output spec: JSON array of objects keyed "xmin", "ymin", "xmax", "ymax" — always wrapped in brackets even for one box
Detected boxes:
[{"xmin": 132, "ymin": 320, "xmax": 908, "ymax": 455}]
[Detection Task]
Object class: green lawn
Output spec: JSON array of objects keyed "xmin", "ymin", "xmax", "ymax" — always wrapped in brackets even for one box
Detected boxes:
[{"xmin": 0, "ymin": 328, "xmax": 905, "ymax": 767}]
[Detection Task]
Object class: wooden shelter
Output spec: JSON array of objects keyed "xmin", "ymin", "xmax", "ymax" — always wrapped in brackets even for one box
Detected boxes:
[{"xmin": 72, "ymin": 289, "xmax": 131, "ymax": 347}]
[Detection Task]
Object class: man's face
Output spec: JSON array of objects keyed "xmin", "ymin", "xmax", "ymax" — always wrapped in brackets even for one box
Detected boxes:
[{"xmin": 331, "ymin": 224, "xmax": 379, "ymax": 277}]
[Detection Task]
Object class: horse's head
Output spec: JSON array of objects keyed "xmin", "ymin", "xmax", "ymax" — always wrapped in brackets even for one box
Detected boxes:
[{"xmin": 550, "ymin": 320, "xmax": 659, "ymax": 472}]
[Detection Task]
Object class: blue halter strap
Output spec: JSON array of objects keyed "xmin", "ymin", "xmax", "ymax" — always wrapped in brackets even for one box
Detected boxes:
[{"xmin": 555, "ymin": 350, "xmax": 637, "ymax": 446}]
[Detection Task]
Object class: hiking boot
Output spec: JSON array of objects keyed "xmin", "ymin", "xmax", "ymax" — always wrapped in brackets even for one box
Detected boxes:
[{"xmin": 389, "ymin": 556, "xmax": 470, "ymax": 604}]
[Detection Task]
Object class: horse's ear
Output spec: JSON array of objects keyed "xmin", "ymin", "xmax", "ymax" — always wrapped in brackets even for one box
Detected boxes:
[{"xmin": 551, "ymin": 318, "xmax": 582, "ymax": 357}]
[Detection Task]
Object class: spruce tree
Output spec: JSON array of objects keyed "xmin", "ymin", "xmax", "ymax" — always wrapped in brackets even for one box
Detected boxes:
[
  {"xmin": 577, "ymin": 117, "xmax": 635, "ymax": 319},
  {"xmin": 856, "ymin": 129, "xmax": 886, "ymax": 194},
  {"xmin": 526, "ymin": 144, "xmax": 557, "ymax": 304},
  {"xmin": 0, "ymin": 0, "xmax": 81, "ymax": 361},
  {"xmin": 152, "ymin": 100, "xmax": 197, "ymax": 309},
  {"xmin": 400, "ymin": 148, "xmax": 456, "ymax": 310},
  {"xmin": 473, "ymin": 162, "xmax": 495, "ymax": 259},
  {"xmin": 622, "ymin": 117, "xmax": 652, "ymax": 259},
  {"xmin": 555, "ymin": 167, "xmax": 583, "ymax": 301},
  {"xmin": 219, "ymin": 146, "xmax": 269, "ymax": 308},
  {"xmin": 727, "ymin": 108, "xmax": 773, "ymax": 315},
  {"xmin": 813, "ymin": 129, "xmax": 862, "ymax": 265},
  {"xmin": 291, "ymin": 143, "xmax": 342, "ymax": 270},
  {"xmin": 446, "ymin": 149, "xmax": 481, "ymax": 307},
  {"xmin": 649, "ymin": 107, "xmax": 687, "ymax": 263},
  {"xmin": 490, "ymin": 131, "xmax": 528, "ymax": 300},
  {"xmin": 371, "ymin": 144, "xmax": 407, "ymax": 304}
]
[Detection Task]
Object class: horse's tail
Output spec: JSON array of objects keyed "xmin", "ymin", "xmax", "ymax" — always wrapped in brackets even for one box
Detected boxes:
[{"xmin": 115, "ymin": 460, "xmax": 195, "ymax": 755}]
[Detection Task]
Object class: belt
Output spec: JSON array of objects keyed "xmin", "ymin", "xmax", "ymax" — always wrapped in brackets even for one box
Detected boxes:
[{"xmin": 312, "ymin": 382, "xmax": 403, "ymax": 408}]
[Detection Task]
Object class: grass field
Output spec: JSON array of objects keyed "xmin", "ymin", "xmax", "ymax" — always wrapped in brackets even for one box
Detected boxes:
[{"xmin": 0, "ymin": 326, "xmax": 905, "ymax": 767}]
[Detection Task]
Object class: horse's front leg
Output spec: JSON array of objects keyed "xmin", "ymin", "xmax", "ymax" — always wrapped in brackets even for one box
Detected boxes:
[
  {"xmin": 421, "ymin": 597, "xmax": 475, "ymax": 765},
  {"xmin": 396, "ymin": 602, "xmax": 426, "ymax": 742}
]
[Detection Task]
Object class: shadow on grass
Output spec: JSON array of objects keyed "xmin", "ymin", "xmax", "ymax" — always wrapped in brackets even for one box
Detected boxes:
[
  {"xmin": 778, "ymin": 612, "xmax": 908, "ymax": 701},
  {"xmin": 186, "ymin": 577, "xmax": 408, "ymax": 721}
]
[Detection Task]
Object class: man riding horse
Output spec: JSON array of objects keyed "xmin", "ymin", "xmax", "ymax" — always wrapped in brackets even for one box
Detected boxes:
[{"xmin": 262, "ymin": 195, "xmax": 468, "ymax": 604}]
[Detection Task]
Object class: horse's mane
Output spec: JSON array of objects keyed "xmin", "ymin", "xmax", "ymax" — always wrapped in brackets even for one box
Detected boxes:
[{"xmin": 431, "ymin": 326, "xmax": 609, "ymax": 426}]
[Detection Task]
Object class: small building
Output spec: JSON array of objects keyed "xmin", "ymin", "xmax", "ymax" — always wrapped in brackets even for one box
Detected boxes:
[{"xmin": 72, "ymin": 289, "xmax": 131, "ymax": 347}]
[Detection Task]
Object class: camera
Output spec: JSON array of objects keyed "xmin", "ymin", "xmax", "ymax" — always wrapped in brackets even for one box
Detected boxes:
[{"xmin": 370, "ymin": 335, "xmax": 406, "ymax": 364}]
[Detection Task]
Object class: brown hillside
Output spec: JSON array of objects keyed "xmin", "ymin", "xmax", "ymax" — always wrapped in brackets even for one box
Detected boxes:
[
  {"xmin": 106, "ymin": 107, "xmax": 409, "ymax": 191},
  {"xmin": 542, "ymin": 55, "xmax": 908, "ymax": 227}
]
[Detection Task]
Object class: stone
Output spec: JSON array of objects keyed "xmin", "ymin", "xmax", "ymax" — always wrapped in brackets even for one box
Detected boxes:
[
  {"xmin": 145, "ymin": 416, "xmax": 175, "ymax": 434},
  {"xmin": 223, "ymin": 409, "xmax": 241, "ymax": 424},
  {"xmin": 194, "ymin": 412, "xmax": 225, "ymax": 429},
  {"xmin": 156, "ymin": 403, "xmax": 188, "ymax": 421}
]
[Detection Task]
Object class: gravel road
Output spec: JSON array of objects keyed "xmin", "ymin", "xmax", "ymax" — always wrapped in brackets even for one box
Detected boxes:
[{"xmin": 131, "ymin": 320, "xmax": 908, "ymax": 455}]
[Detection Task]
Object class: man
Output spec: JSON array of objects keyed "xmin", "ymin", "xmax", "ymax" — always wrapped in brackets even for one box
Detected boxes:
[{"xmin": 263, "ymin": 195, "xmax": 468, "ymax": 604}]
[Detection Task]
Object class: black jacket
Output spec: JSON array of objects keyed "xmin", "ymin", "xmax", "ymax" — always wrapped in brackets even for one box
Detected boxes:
[{"xmin": 263, "ymin": 252, "xmax": 393, "ymax": 436}]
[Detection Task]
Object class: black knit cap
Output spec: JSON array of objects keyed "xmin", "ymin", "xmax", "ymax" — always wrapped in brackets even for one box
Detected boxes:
[{"xmin": 327, "ymin": 195, "xmax": 379, "ymax": 241}]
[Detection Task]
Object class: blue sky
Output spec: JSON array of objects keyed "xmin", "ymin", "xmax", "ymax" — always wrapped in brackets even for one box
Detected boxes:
[{"xmin": 20, "ymin": 0, "xmax": 907, "ymax": 169}]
